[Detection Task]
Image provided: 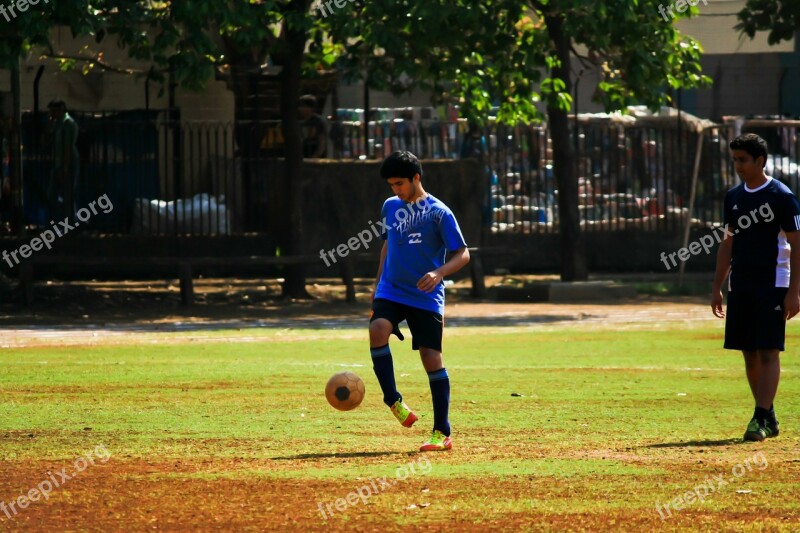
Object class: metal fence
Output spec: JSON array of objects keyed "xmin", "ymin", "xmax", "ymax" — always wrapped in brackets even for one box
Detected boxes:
[
  {"xmin": 9, "ymin": 109, "xmax": 800, "ymax": 238},
  {"xmin": 485, "ymin": 121, "xmax": 729, "ymax": 236},
  {"xmin": 457, "ymin": 117, "xmax": 800, "ymax": 238}
]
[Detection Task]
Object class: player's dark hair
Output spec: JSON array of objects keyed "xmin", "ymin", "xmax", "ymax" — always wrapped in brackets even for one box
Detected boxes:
[
  {"xmin": 730, "ymin": 134, "xmax": 769, "ymax": 168},
  {"xmin": 380, "ymin": 151, "xmax": 422, "ymax": 181}
]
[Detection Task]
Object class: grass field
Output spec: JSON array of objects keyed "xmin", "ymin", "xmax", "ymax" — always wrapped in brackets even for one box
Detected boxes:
[{"xmin": 1, "ymin": 320, "xmax": 799, "ymax": 531}]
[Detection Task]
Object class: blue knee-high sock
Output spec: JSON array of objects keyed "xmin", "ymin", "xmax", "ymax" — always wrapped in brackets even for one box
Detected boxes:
[
  {"xmin": 371, "ymin": 344, "xmax": 401, "ymax": 407},
  {"xmin": 428, "ymin": 368, "xmax": 450, "ymax": 436}
]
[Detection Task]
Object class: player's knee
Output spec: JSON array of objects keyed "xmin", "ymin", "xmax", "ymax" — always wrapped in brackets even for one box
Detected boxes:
[
  {"xmin": 419, "ymin": 348, "xmax": 443, "ymax": 370},
  {"xmin": 369, "ymin": 319, "xmax": 392, "ymax": 343},
  {"xmin": 757, "ymin": 349, "xmax": 780, "ymax": 365}
]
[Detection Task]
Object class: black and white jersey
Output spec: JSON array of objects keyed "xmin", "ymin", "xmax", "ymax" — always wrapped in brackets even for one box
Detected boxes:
[{"xmin": 724, "ymin": 177, "xmax": 800, "ymax": 290}]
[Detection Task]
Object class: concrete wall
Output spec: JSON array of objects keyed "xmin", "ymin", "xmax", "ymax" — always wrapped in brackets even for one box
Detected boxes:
[
  {"xmin": 689, "ymin": 53, "xmax": 793, "ymax": 119},
  {"xmin": 676, "ymin": 0, "xmax": 794, "ymax": 55},
  {"xmin": 484, "ymin": 229, "xmax": 717, "ymax": 275}
]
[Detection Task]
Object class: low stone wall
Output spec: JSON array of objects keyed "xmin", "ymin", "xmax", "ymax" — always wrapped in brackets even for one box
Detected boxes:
[{"xmin": 484, "ymin": 229, "xmax": 717, "ymax": 274}]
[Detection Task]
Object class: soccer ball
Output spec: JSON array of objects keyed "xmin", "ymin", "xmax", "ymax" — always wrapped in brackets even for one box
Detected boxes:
[{"xmin": 325, "ymin": 371, "xmax": 365, "ymax": 411}]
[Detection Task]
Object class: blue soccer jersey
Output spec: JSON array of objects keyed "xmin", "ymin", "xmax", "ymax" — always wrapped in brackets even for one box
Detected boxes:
[
  {"xmin": 375, "ymin": 194, "xmax": 467, "ymax": 314},
  {"xmin": 724, "ymin": 176, "xmax": 800, "ymax": 290}
]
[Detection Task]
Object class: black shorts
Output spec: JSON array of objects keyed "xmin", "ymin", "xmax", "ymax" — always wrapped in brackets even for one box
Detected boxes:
[
  {"xmin": 724, "ymin": 287, "xmax": 788, "ymax": 351},
  {"xmin": 370, "ymin": 298, "xmax": 443, "ymax": 352}
]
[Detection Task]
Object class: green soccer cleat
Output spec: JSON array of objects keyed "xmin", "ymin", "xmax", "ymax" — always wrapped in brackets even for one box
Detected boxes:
[
  {"xmin": 766, "ymin": 418, "xmax": 780, "ymax": 438},
  {"xmin": 744, "ymin": 418, "xmax": 776, "ymax": 442},
  {"xmin": 390, "ymin": 399, "xmax": 418, "ymax": 428},
  {"xmin": 420, "ymin": 430, "xmax": 452, "ymax": 452}
]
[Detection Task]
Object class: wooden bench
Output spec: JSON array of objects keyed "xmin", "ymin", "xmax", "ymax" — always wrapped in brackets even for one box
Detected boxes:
[{"xmin": 15, "ymin": 247, "xmax": 511, "ymax": 306}]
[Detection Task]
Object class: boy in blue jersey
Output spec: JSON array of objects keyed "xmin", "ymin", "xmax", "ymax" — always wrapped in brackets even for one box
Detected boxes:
[
  {"xmin": 369, "ymin": 151, "xmax": 470, "ymax": 452},
  {"xmin": 712, "ymin": 134, "xmax": 800, "ymax": 441}
]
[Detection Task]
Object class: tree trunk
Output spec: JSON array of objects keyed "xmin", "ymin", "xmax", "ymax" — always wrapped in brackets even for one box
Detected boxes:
[
  {"xmin": 225, "ymin": 56, "xmax": 262, "ymax": 233},
  {"xmin": 545, "ymin": 15, "xmax": 588, "ymax": 282},
  {"xmin": 222, "ymin": 7, "xmax": 311, "ymax": 299},
  {"xmin": 10, "ymin": 46, "xmax": 24, "ymax": 236},
  {"xmin": 275, "ymin": 0, "xmax": 312, "ymax": 299}
]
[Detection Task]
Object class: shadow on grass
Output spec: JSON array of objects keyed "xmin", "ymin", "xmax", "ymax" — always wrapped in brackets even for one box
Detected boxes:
[
  {"xmin": 271, "ymin": 451, "xmax": 410, "ymax": 460},
  {"xmin": 644, "ymin": 438, "xmax": 743, "ymax": 448}
]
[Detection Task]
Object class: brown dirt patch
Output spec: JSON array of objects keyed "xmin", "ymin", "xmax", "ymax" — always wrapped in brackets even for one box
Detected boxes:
[
  {"xmin": 1, "ymin": 458, "xmax": 797, "ymax": 532},
  {"xmin": 0, "ymin": 276, "xmax": 714, "ymax": 347}
]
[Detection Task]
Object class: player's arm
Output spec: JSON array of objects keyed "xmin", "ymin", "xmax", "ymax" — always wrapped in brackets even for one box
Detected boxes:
[
  {"xmin": 784, "ymin": 231, "xmax": 800, "ymax": 320},
  {"xmin": 417, "ymin": 247, "xmax": 470, "ymax": 293},
  {"xmin": 371, "ymin": 240, "xmax": 388, "ymax": 302},
  {"xmin": 711, "ymin": 226, "xmax": 732, "ymax": 318}
]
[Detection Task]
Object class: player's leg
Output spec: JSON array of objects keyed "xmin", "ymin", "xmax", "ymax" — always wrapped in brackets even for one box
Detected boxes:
[
  {"xmin": 754, "ymin": 349, "xmax": 780, "ymax": 410},
  {"xmin": 369, "ymin": 299, "xmax": 417, "ymax": 427},
  {"xmin": 759, "ymin": 287, "xmax": 787, "ymax": 436},
  {"xmin": 744, "ymin": 349, "xmax": 781, "ymax": 441},
  {"xmin": 724, "ymin": 289, "xmax": 764, "ymax": 441},
  {"xmin": 744, "ymin": 287, "xmax": 786, "ymax": 441},
  {"xmin": 742, "ymin": 350, "xmax": 759, "ymax": 400},
  {"xmin": 421, "ymin": 346, "xmax": 452, "ymax": 435},
  {"xmin": 407, "ymin": 309, "xmax": 451, "ymax": 451},
  {"xmin": 755, "ymin": 349, "xmax": 781, "ymax": 436}
]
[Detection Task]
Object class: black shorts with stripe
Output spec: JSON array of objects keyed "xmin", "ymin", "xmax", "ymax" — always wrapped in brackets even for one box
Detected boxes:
[
  {"xmin": 370, "ymin": 298, "xmax": 443, "ymax": 352},
  {"xmin": 724, "ymin": 286, "xmax": 788, "ymax": 351}
]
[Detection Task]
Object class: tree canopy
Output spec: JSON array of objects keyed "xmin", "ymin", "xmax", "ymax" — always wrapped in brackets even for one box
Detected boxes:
[
  {"xmin": 2, "ymin": 0, "xmax": 711, "ymax": 282},
  {"xmin": 328, "ymin": 0, "xmax": 709, "ymax": 123}
]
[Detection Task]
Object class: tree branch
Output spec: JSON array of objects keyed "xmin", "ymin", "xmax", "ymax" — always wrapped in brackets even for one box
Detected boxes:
[{"xmin": 43, "ymin": 47, "xmax": 155, "ymax": 76}]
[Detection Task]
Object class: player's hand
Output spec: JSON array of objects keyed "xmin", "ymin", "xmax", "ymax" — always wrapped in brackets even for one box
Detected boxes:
[
  {"xmin": 783, "ymin": 291, "xmax": 800, "ymax": 320},
  {"xmin": 370, "ymin": 284, "xmax": 377, "ymax": 304},
  {"xmin": 711, "ymin": 289, "xmax": 725, "ymax": 318},
  {"xmin": 416, "ymin": 270, "xmax": 443, "ymax": 293}
]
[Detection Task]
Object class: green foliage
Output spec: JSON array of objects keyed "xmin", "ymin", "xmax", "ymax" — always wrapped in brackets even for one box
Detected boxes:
[
  {"xmin": 100, "ymin": 0, "xmax": 320, "ymax": 90},
  {"xmin": 736, "ymin": 0, "xmax": 800, "ymax": 45},
  {"xmin": 328, "ymin": 0, "xmax": 710, "ymax": 125},
  {"xmin": 1, "ymin": 0, "xmax": 710, "ymax": 124},
  {"xmin": 0, "ymin": 1, "xmax": 98, "ymax": 72},
  {"xmin": 0, "ymin": 0, "xmax": 326, "ymax": 91}
]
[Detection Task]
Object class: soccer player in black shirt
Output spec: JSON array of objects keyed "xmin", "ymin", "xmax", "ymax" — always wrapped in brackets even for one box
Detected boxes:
[{"xmin": 712, "ymin": 133, "xmax": 800, "ymax": 441}]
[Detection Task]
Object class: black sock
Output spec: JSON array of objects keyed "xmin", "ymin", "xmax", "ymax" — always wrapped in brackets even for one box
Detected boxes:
[
  {"xmin": 371, "ymin": 344, "xmax": 401, "ymax": 407},
  {"xmin": 754, "ymin": 406, "xmax": 771, "ymax": 423},
  {"xmin": 428, "ymin": 368, "xmax": 450, "ymax": 436},
  {"xmin": 768, "ymin": 405, "xmax": 777, "ymax": 423}
]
